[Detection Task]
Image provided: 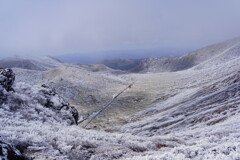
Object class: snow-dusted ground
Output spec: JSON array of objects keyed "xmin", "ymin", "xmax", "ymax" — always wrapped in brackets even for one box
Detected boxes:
[
  {"xmin": 119, "ymin": 41, "xmax": 240, "ymax": 159},
  {"xmin": 121, "ymin": 70, "xmax": 240, "ymax": 159},
  {"xmin": 126, "ymin": 113, "xmax": 240, "ymax": 160},
  {"xmin": 0, "ymin": 83, "xmax": 187, "ymax": 160},
  {"xmin": 0, "ymin": 38, "xmax": 240, "ymax": 159}
]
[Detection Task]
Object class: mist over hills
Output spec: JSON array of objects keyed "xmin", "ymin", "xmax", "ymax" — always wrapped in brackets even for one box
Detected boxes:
[{"xmin": 56, "ymin": 47, "xmax": 189, "ymax": 64}]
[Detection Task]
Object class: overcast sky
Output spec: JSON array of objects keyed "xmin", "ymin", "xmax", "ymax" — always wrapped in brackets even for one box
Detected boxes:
[{"xmin": 0, "ymin": 0, "xmax": 240, "ymax": 58}]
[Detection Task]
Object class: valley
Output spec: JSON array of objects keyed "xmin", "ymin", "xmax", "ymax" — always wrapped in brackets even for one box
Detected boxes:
[{"xmin": 0, "ymin": 38, "xmax": 240, "ymax": 159}]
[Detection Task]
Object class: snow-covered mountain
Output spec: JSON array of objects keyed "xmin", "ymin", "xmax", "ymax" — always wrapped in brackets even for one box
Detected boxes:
[
  {"xmin": 0, "ymin": 37, "xmax": 240, "ymax": 159},
  {"xmin": 130, "ymin": 37, "xmax": 240, "ymax": 73},
  {"xmin": 0, "ymin": 56, "xmax": 63, "ymax": 71}
]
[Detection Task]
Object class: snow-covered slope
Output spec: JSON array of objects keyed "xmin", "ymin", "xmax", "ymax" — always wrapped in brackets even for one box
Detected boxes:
[
  {"xmin": 119, "ymin": 41, "xmax": 240, "ymax": 159},
  {"xmin": 122, "ymin": 71, "xmax": 240, "ymax": 135},
  {"xmin": 0, "ymin": 83, "xmax": 184, "ymax": 160},
  {"xmin": 132, "ymin": 37, "xmax": 240, "ymax": 73}
]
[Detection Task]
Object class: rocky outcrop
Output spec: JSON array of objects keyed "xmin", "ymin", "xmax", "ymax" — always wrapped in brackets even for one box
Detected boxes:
[
  {"xmin": 0, "ymin": 67, "xmax": 79, "ymax": 125},
  {"xmin": 0, "ymin": 68, "xmax": 15, "ymax": 92},
  {"xmin": 0, "ymin": 68, "xmax": 80, "ymax": 159},
  {"xmin": 0, "ymin": 137, "xmax": 26, "ymax": 160},
  {"xmin": 36, "ymin": 84, "xmax": 79, "ymax": 124}
]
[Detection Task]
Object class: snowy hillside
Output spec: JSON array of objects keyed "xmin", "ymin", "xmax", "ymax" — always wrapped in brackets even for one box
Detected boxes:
[
  {"xmin": 0, "ymin": 82, "xmax": 185, "ymax": 160},
  {"xmin": 131, "ymin": 37, "xmax": 240, "ymax": 73},
  {"xmin": 0, "ymin": 37, "xmax": 240, "ymax": 159}
]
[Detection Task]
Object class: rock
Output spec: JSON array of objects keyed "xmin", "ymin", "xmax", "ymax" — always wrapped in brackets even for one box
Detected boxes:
[
  {"xmin": 0, "ymin": 68, "xmax": 15, "ymax": 92},
  {"xmin": 40, "ymin": 84, "xmax": 69, "ymax": 110},
  {"xmin": 70, "ymin": 106, "xmax": 79, "ymax": 124},
  {"xmin": 34, "ymin": 84, "xmax": 79, "ymax": 124},
  {"xmin": 0, "ymin": 137, "xmax": 26, "ymax": 160},
  {"xmin": 0, "ymin": 68, "xmax": 78, "ymax": 125},
  {"xmin": 0, "ymin": 87, "xmax": 7, "ymax": 105}
]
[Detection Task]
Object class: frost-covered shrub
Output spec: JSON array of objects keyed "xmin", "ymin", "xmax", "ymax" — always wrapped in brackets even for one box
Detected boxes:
[{"xmin": 0, "ymin": 82, "xmax": 157, "ymax": 159}]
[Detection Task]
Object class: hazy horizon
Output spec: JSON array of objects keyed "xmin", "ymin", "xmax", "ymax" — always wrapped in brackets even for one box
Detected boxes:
[{"xmin": 1, "ymin": 0, "xmax": 240, "ymax": 62}]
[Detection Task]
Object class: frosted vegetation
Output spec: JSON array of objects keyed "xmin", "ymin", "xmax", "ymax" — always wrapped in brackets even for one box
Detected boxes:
[
  {"xmin": 0, "ymin": 83, "xmax": 184, "ymax": 159},
  {"xmin": 0, "ymin": 38, "xmax": 240, "ymax": 159}
]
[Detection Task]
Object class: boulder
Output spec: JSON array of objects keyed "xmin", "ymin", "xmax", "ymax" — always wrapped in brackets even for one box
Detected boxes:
[
  {"xmin": 35, "ymin": 84, "xmax": 79, "ymax": 124},
  {"xmin": 0, "ymin": 68, "xmax": 15, "ymax": 92}
]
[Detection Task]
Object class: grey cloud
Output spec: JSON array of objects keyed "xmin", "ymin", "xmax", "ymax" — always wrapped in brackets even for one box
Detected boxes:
[{"xmin": 0, "ymin": 0, "xmax": 240, "ymax": 57}]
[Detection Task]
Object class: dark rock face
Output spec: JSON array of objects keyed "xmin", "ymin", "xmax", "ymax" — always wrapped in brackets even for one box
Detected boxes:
[
  {"xmin": 39, "ymin": 84, "xmax": 70, "ymax": 110},
  {"xmin": 36, "ymin": 84, "xmax": 79, "ymax": 124},
  {"xmin": 70, "ymin": 106, "xmax": 79, "ymax": 124},
  {"xmin": 0, "ymin": 68, "xmax": 15, "ymax": 92},
  {"xmin": 0, "ymin": 137, "xmax": 26, "ymax": 160}
]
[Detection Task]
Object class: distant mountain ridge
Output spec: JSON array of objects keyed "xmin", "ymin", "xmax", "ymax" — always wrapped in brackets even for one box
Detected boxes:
[
  {"xmin": 98, "ymin": 58, "xmax": 142, "ymax": 71},
  {"xmin": 98, "ymin": 37, "xmax": 240, "ymax": 73},
  {"xmin": 0, "ymin": 56, "xmax": 62, "ymax": 71},
  {"xmin": 1, "ymin": 37, "xmax": 239, "ymax": 73},
  {"xmin": 136, "ymin": 37, "xmax": 240, "ymax": 73}
]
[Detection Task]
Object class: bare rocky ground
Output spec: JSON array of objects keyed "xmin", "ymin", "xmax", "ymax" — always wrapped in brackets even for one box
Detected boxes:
[{"xmin": 0, "ymin": 38, "xmax": 240, "ymax": 159}]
